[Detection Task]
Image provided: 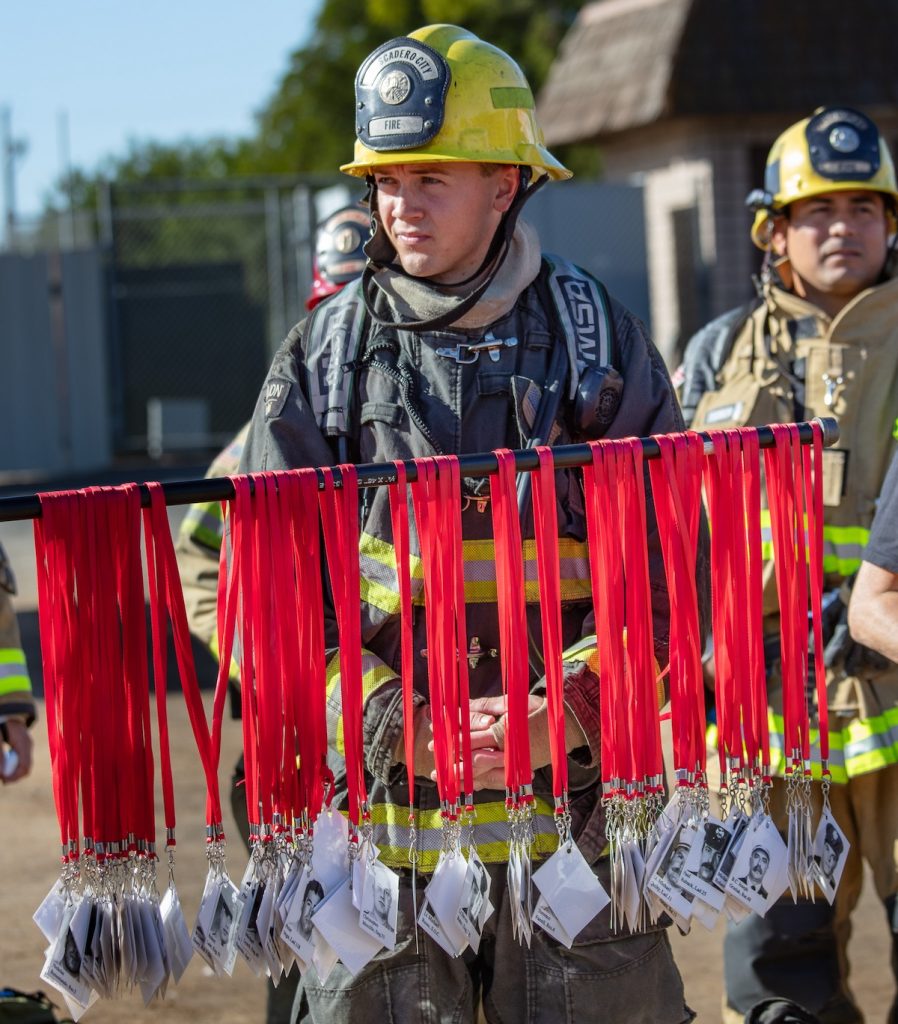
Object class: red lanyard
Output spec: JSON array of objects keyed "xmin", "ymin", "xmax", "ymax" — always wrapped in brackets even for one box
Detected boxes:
[
  {"xmin": 764, "ymin": 424, "xmax": 811, "ymax": 771},
  {"xmin": 740, "ymin": 430, "xmax": 771, "ymax": 777},
  {"xmin": 318, "ymin": 465, "xmax": 368, "ymax": 831},
  {"xmin": 410, "ymin": 458, "xmax": 460, "ymax": 812},
  {"xmin": 583, "ymin": 442, "xmax": 627, "ymax": 792},
  {"xmin": 530, "ymin": 446, "xmax": 568, "ymax": 804},
  {"xmin": 389, "ymin": 461, "xmax": 417, "ymax": 809},
  {"xmin": 144, "ymin": 484, "xmax": 223, "ymax": 833},
  {"xmin": 490, "ymin": 449, "xmax": 532, "ymax": 802},
  {"xmin": 803, "ymin": 423, "xmax": 829, "ymax": 765},
  {"xmin": 286, "ymin": 469, "xmax": 329, "ymax": 824},
  {"xmin": 648, "ymin": 433, "xmax": 705, "ymax": 782},
  {"xmin": 619, "ymin": 439, "xmax": 662, "ymax": 788},
  {"xmin": 34, "ymin": 491, "xmax": 80, "ymax": 859}
]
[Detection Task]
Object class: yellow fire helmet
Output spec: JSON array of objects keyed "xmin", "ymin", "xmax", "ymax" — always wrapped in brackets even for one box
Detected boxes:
[
  {"xmin": 748, "ymin": 106, "xmax": 898, "ymax": 249},
  {"xmin": 340, "ymin": 24, "xmax": 571, "ymax": 182}
]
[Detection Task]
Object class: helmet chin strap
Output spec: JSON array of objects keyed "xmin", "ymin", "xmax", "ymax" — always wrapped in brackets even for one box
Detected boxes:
[{"xmin": 360, "ymin": 168, "xmax": 546, "ymax": 333}]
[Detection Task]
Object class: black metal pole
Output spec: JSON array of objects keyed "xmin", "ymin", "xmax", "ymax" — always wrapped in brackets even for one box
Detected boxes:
[{"xmin": 0, "ymin": 417, "xmax": 839, "ymax": 523}]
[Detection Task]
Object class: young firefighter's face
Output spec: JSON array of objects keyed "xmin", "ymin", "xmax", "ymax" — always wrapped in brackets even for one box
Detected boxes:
[{"xmin": 373, "ymin": 162, "xmax": 519, "ymax": 284}]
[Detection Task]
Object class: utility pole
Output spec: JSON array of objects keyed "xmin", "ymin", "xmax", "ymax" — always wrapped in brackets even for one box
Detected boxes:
[
  {"xmin": 58, "ymin": 109, "xmax": 75, "ymax": 249},
  {"xmin": 1, "ymin": 106, "xmax": 27, "ymax": 251}
]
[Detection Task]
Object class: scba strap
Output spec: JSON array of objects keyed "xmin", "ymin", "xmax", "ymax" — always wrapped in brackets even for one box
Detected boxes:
[{"xmin": 302, "ymin": 254, "xmax": 618, "ymax": 444}]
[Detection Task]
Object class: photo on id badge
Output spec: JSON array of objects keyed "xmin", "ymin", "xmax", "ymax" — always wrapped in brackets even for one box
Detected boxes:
[
  {"xmin": 813, "ymin": 812, "xmax": 848, "ymax": 904},
  {"xmin": 207, "ymin": 886, "xmax": 239, "ymax": 965},
  {"xmin": 360, "ymin": 859, "xmax": 399, "ymax": 947},
  {"xmin": 457, "ymin": 857, "xmax": 489, "ymax": 937},
  {"xmin": 727, "ymin": 832, "xmax": 784, "ymax": 914},
  {"xmin": 649, "ymin": 825, "xmax": 695, "ymax": 917},
  {"xmin": 296, "ymin": 872, "xmax": 323, "ymax": 950}
]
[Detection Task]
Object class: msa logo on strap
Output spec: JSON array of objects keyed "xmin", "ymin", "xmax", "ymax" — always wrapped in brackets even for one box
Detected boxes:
[{"xmin": 549, "ymin": 268, "xmax": 612, "ymax": 399}]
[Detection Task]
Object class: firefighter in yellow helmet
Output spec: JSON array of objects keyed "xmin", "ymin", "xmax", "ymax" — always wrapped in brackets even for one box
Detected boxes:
[
  {"xmin": 678, "ymin": 107, "xmax": 898, "ymax": 1023},
  {"xmin": 239, "ymin": 23, "xmax": 700, "ymax": 1024}
]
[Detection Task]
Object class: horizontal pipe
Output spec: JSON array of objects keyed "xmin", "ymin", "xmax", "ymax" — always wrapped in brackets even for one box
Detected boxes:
[{"xmin": 0, "ymin": 417, "xmax": 839, "ymax": 523}]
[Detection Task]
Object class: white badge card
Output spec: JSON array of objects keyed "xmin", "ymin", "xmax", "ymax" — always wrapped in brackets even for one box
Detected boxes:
[
  {"xmin": 192, "ymin": 872, "xmax": 218, "ymax": 968},
  {"xmin": 645, "ymin": 822, "xmax": 695, "ymax": 922},
  {"xmin": 424, "ymin": 852, "xmax": 470, "ymax": 956},
  {"xmin": 282, "ymin": 869, "xmax": 328, "ymax": 964},
  {"xmin": 34, "ymin": 879, "xmax": 68, "ymax": 945},
  {"xmin": 98, "ymin": 901, "xmax": 118, "ymax": 993},
  {"xmin": 690, "ymin": 896, "xmax": 720, "ymax": 932},
  {"xmin": 532, "ymin": 841, "xmax": 610, "ymax": 942},
  {"xmin": 277, "ymin": 859, "xmax": 303, "ymax": 928},
  {"xmin": 622, "ymin": 841, "xmax": 645, "ymax": 932},
  {"xmin": 724, "ymin": 895, "xmax": 752, "ymax": 924},
  {"xmin": 235, "ymin": 879, "xmax": 267, "ymax": 974},
  {"xmin": 40, "ymin": 901, "xmax": 94, "ymax": 1010},
  {"xmin": 712, "ymin": 811, "xmax": 750, "ymax": 892},
  {"xmin": 679, "ymin": 817, "xmax": 732, "ymax": 911},
  {"xmin": 417, "ymin": 897, "xmax": 460, "ymax": 958},
  {"xmin": 313, "ymin": 877, "xmax": 383, "ymax": 977},
  {"xmin": 532, "ymin": 893, "xmax": 575, "ymax": 948},
  {"xmin": 352, "ymin": 839, "xmax": 380, "ymax": 911},
  {"xmin": 160, "ymin": 886, "xmax": 193, "ymax": 983},
  {"xmin": 137, "ymin": 901, "xmax": 168, "ymax": 1005},
  {"xmin": 455, "ymin": 851, "xmax": 492, "ymax": 953},
  {"xmin": 257, "ymin": 878, "xmax": 283, "ymax": 981},
  {"xmin": 311, "ymin": 809, "xmax": 351, "ymax": 893},
  {"xmin": 311, "ymin": 931, "xmax": 341, "ymax": 985},
  {"xmin": 359, "ymin": 857, "xmax": 400, "ymax": 949},
  {"xmin": 725, "ymin": 817, "xmax": 789, "ymax": 916},
  {"xmin": 72, "ymin": 899, "xmax": 103, "ymax": 997},
  {"xmin": 204, "ymin": 879, "xmax": 241, "ymax": 976},
  {"xmin": 811, "ymin": 810, "xmax": 849, "ymax": 905}
]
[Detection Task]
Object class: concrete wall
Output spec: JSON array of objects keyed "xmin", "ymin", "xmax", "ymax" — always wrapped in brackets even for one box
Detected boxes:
[{"xmin": 0, "ymin": 249, "xmax": 111, "ymax": 475}]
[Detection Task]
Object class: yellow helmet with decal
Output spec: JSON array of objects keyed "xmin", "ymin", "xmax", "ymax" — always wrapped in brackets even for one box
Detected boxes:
[
  {"xmin": 748, "ymin": 106, "xmax": 898, "ymax": 249},
  {"xmin": 340, "ymin": 24, "xmax": 570, "ymax": 182}
]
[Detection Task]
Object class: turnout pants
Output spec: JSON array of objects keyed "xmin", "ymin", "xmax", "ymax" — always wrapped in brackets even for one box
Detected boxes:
[
  {"xmin": 723, "ymin": 763, "xmax": 898, "ymax": 1024},
  {"xmin": 290, "ymin": 857, "xmax": 693, "ymax": 1024}
]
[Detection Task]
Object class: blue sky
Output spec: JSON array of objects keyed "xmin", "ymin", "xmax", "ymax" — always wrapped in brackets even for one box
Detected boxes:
[{"xmin": 1, "ymin": 0, "xmax": 320, "ymax": 219}]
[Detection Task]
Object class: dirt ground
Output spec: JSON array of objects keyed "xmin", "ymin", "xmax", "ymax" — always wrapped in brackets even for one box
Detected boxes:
[{"xmin": 0, "ymin": 508, "xmax": 893, "ymax": 1022}]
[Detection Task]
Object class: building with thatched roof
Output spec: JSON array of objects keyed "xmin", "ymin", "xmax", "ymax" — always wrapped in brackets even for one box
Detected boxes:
[{"xmin": 538, "ymin": 0, "xmax": 898, "ymax": 362}]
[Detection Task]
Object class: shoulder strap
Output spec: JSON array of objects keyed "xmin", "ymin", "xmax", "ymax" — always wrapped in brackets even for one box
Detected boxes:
[
  {"xmin": 540, "ymin": 253, "xmax": 617, "ymax": 400},
  {"xmin": 303, "ymin": 278, "xmax": 369, "ymax": 438}
]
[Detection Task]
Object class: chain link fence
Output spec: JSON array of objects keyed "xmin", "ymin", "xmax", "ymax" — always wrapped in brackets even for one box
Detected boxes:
[{"xmin": 103, "ymin": 176, "xmax": 362, "ymax": 455}]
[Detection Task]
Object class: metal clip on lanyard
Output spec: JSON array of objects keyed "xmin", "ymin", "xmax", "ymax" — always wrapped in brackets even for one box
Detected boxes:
[{"xmin": 436, "ymin": 332, "xmax": 518, "ymax": 364}]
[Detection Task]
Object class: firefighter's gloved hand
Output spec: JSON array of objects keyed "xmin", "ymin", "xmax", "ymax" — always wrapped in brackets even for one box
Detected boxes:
[{"xmin": 0, "ymin": 718, "xmax": 33, "ymax": 784}]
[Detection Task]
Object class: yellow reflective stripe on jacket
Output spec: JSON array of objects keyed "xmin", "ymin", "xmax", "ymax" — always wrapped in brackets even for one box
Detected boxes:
[
  {"xmin": 327, "ymin": 649, "xmax": 399, "ymax": 756},
  {"xmin": 367, "ymin": 797, "xmax": 560, "ymax": 871},
  {"xmin": 359, "ymin": 533, "xmax": 592, "ymax": 614},
  {"xmin": 767, "ymin": 708, "xmax": 898, "ymax": 783},
  {"xmin": 759, "ymin": 510, "xmax": 868, "ymax": 576},
  {"xmin": 0, "ymin": 648, "xmax": 31, "ymax": 696},
  {"xmin": 180, "ymin": 500, "xmax": 225, "ymax": 552}
]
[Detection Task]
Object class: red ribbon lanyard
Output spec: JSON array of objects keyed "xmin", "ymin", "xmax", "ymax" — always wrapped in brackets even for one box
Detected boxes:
[
  {"xmin": 619, "ymin": 439, "xmax": 662, "ymax": 788},
  {"xmin": 764, "ymin": 424, "xmax": 810, "ymax": 772},
  {"xmin": 740, "ymin": 429, "xmax": 771, "ymax": 776},
  {"xmin": 583, "ymin": 442, "xmax": 627, "ymax": 792},
  {"xmin": 410, "ymin": 457, "xmax": 460, "ymax": 812},
  {"xmin": 144, "ymin": 484, "xmax": 223, "ymax": 831},
  {"xmin": 649, "ymin": 433, "xmax": 705, "ymax": 782},
  {"xmin": 284, "ymin": 471, "xmax": 329, "ymax": 823},
  {"xmin": 531, "ymin": 446, "xmax": 568, "ymax": 803},
  {"xmin": 389, "ymin": 461, "xmax": 417, "ymax": 806},
  {"xmin": 489, "ymin": 448, "xmax": 532, "ymax": 801},
  {"xmin": 34, "ymin": 491, "xmax": 80, "ymax": 858},
  {"xmin": 803, "ymin": 423, "xmax": 829, "ymax": 765},
  {"xmin": 319, "ymin": 465, "xmax": 368, "ymax": 831},
  {"xmin": 702, "ymin": 432, "xmax": 740, "ymax": 779}
]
